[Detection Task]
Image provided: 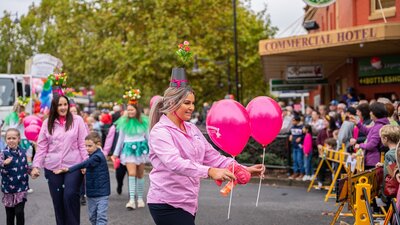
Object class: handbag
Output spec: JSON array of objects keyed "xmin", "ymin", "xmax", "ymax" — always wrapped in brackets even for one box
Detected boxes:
[{"xmin": 384, "ymin": 163, "xmax": 399, "ymax": 197}]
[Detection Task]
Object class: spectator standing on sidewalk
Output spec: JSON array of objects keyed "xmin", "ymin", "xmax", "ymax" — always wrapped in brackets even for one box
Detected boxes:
[
  {"xmin": 280, "ymin": 106, "xmax": 294, "ymax": 134},
  {"xmin": 350, "ymin": 102, "xmax": 389, "ymax": 170},
  {"xmin": 288, "ymin": 114, "xmax": 305, "ymax": 180},
  {"xmin": 302, "ymin": 124, "xmax": 313, "ymax": 181},
  {"xmin": 337, "ymin": 107, "xmax": 357, "ymax": 153}
]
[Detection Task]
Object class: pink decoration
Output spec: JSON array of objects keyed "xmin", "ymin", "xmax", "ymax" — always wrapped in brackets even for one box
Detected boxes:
[
  {"xmin": 206, "ymin": 99, "xmax": 250, "ymax": 156},
  {"xmin": 246, "ymin": 96, "xmax": 283, "ymax": 146},
  {"xmin": 113, "ymin": 158, "xmax": 121, "ymax": 169},
  {"xmin": 150, "ymin": 95, "xmax": 162, "ymax": 108},
  {"xmin": 24, "ymin": 124, "xmax": 41, "ymax": 142},
  {"xmin": 23, "ymin": 115, "xmax": 42, "ymax": 128}
]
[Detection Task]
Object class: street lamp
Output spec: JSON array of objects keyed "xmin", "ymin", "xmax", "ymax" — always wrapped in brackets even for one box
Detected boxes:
[{"xmin": 232, "ymin": 0, "xmax": 240, "ymax": 102}]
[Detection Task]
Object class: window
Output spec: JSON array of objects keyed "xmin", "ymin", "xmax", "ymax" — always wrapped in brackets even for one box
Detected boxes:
[
  {"xmin": 374, "ymin": 0, "xmax": 395, "ymax": 9},
  {"xmin": 0, "ymin": 78, "xmax": 15, "ymax": 106},
  {"xmin": 369, "ymin": 0, "xmax": 396, "ymax": 20}
]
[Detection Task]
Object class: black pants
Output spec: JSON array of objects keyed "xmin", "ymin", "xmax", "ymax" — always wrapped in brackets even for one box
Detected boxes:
[
  {"xmin": 44, "ymin": 169, "xmax": 83, "ymax": 225},
  {"xmin": 148, "ymin": 203, "xmax": 195, "ymax": 225},
  {"xmin": 5, "ymin": 201, "xmax": 25, "ymax": 225},
  {"xmin": 116, "ymin": 164, "xmax": 127, "ymax": 191}
]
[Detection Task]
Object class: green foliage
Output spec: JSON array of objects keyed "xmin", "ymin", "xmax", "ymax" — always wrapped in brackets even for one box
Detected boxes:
[{"xmin": 0, "ymin": 0, "xmax": 277, "ymax": 106}]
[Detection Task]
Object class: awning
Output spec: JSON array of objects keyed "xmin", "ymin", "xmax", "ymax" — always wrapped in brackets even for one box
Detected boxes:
[{"xmin": 259, "ymin": 23, "xmax": 400, "ymax": 80}]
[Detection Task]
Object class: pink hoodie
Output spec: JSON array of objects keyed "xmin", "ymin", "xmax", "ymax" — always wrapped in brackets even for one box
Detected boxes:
[
  {"xmin": 33, "ymin": 115, "xmax": 88, "ymax": 170},
  {"xmin": 147, "ymin": 115, "xmax": 234, "ymax": 216},
  {"xmin": 303, "ymin": 133, "xmax": 313, "ymax": 155}
]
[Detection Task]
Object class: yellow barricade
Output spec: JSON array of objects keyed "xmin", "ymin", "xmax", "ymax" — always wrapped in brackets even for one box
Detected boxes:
[{"xmin": 308, "ymin": 144, "xmax": 364, "ymax": 202}]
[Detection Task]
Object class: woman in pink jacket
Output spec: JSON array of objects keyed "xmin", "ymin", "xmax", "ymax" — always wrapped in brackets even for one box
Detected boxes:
[
  {"xmin": 147, "ymin": 77, "xmax": 264, "ymax": 225},
  {"xmin": 31, "ymin": 95, "xmax": 88, "ymax": 225}
]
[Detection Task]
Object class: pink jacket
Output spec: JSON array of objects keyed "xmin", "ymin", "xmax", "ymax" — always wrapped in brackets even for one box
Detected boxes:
[
  {"xmin": 303, "ymin": 133, "xmax": 313, "ymax": 155},
  {"xmin": 103, "ymin": 125, "xmax": 116, "ymax": 156},
  {"xmin": 147, "ymin": 115, "xmax": 234, "ymax": 216},
  {"xmin": 33, "ymin": 115, "xmax": 88, "ymax": 170}
]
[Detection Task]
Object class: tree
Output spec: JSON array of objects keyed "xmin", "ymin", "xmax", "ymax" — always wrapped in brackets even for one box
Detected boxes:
[{"xmin": 0, "ymin": 0, "xmax": 276, "ymax": 107}]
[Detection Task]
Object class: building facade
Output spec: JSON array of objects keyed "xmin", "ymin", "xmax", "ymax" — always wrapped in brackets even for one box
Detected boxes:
[{"xmin": 259, "ymin": 0, "xmax": 400, "ymax": 107}]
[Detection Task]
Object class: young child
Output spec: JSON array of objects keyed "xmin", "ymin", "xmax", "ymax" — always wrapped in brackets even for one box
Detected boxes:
[
  {"xmin": 0, "ymin": 128, "xmax": 31, "ymax": 225},
  {"xmin": 316, "ymin": 138, "xmax": 337, "ymax": 189},
  {"xmin": 54, "ymin": 132, "xmax": 110, "ymax": 225},
  {"xmin": 302, "ymin": 124, "xmax": 313, "ymax": 181},
  {"xmin": 376, "ymin": 125, "xmax": 400, "ymax": 179},
  {"xmin": 288, "ymin": 114, "xmax": 305, "ymax": 180}
]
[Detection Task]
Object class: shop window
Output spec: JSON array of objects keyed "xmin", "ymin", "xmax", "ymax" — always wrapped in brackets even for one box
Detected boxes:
[
  {"xmin": 369, "ymin": 0, "xmax": 396, "ymax": 20},
  {"xmin": 375, "ymin": 0, "xmax": 395, "ymax": 9}
]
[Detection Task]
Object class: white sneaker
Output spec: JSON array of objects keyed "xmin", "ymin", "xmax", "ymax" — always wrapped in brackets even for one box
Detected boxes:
[
  {"xmin": 137, "ymin": 199, "xmax": 145, "ymax": 208},
  {"xmin": 307, "ymin": 175, "xmax": 314, "ymax": 181},
  {"xmin": 302, "ymin": 175, "xmax": 309, "ymax": 181},
  {"xmin": 316, "ymin": 182, "xmax": 323, "ymax": 190},
  {"xmin": 126, "ymin": 200, "xmax": 136, "ymax": 210},
  {"xmin": 27, "ymin": 188, "xmax": 34, "ymax": 193}
]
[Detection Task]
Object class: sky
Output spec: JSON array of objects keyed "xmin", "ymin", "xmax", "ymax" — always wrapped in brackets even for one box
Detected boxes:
[{"xmin": 0, "ymin": 0, "xmax": 306, "ymax": 37}]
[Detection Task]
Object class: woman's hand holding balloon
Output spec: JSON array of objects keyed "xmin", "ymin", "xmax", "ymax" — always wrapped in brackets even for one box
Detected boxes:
[{"xmin": 246, "ymin": 164, "xmax": 265, "ymax": 178}]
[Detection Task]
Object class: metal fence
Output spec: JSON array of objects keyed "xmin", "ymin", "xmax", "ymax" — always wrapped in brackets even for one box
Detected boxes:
[{"xmin": 202, "ymin": 130, "xmax": 292, "ymax": 171}]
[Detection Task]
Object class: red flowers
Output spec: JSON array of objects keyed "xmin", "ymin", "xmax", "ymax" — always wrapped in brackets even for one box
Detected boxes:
[{"xmin": 176, "ymin": 40, "xmax": 193, "ymax": 66}]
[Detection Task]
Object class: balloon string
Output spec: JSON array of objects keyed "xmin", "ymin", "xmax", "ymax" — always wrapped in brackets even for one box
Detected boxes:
[
  {"xmin": 256, "ymin": 146, "xmax": 266, "ymax": 207},
  {"xmin": 227, "ymin": 156, "xmax": 235, "ymax": 220}
]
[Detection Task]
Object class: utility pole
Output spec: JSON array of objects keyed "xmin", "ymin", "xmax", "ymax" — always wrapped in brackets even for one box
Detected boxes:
[{"xmin": 232, "ymin": 0, "xmax": 240, "ymax": 103}]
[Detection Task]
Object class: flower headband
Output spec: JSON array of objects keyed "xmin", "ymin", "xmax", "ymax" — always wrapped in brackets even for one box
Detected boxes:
[
  {"xmin": 17, "ymin": 96, "xmax": 30, "ymax": 107},
  {"xmin": 123, "ymin": 88, "xmax": 141, "ymax": 105},
  {"xmin": 47, "ymin": 69, "xmax": 68, "ymax": 97}
]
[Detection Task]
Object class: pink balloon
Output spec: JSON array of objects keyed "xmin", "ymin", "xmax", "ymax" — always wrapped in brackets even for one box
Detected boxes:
[
  {"xmin": 23, "ymin": 115, "xmax": 42, "ymax": 128},
  {"xmin": 24, "ymin": 124, "xmax": 41, "ymax": 142},
  {"xmin": 206, "ymin": 99, "xmax": 251, "ymax": 156},
  {"xmin": 246, "ymin": 96, "xmax": 283, "ymax": 146},
  {"xmin": 150, "ymin": 95, "xmax": 162, "ymax": 108}
]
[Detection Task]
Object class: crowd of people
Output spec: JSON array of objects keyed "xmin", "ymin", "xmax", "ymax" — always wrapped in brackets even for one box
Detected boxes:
[{"xmin": 279, "ymin": 90, "xmax": 400, "ymax": 211}]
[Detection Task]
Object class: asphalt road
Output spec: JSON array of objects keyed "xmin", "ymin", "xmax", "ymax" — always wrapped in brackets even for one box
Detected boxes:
[{"xmin": 0, "ymin": 170, "xmax": 349, "ymax": 225}]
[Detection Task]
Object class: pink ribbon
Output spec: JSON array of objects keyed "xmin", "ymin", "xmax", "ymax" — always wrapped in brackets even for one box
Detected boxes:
[
  {"xmin": 171, "ymin": 79, "xmax": 187, "ymax": 88},
  {"xmin": 53, "ymin": 88, "xmax": 64, "ymax": 96}
]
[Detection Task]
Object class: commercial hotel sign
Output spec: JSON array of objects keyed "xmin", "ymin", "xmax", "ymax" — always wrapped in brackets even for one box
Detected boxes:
[{"xmin": 260, "ymin": 27, "xmax": 376, "ymax": 55}]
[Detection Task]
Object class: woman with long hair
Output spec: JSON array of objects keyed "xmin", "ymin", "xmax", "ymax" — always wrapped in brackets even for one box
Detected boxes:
[
  {"xmin": 31, "ymin": 95, "xmax": 88, "ymax": 225},
  {"xmin": 147, "ymin": 80, "xmax": 265, "ymax": 225},
  {"xmin": 111, "ymin": 102, "xmax": 149, "ymax": 209}
]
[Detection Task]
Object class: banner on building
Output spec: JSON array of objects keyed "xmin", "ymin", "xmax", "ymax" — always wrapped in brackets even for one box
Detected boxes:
[
  {"xmin": 286, "ymin": 65, "xmax": 324, "ymax": 80},
  {"xmin": 303, "ymin": 0, "xmax": 336, "ymax": 8},
  {"xmin": 270, "ymin": 78, "xmax": 328, "ymax": 92},
  {"xmin": 358, "ymin": 55, "xmax": 400, "ymax": 85}
]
